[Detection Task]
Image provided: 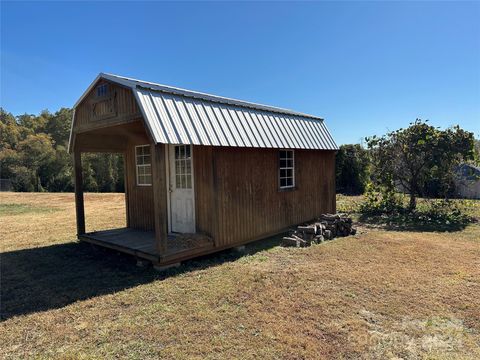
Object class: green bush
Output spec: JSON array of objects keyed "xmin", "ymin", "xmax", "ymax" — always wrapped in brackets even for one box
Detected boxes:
[
  {"xmin": 359, "ymin": 186, "xmax": 476, "ymax": 230},
  {"xmin": 360, "ymin": 182, "xmax": 403, "ymax": 215}
]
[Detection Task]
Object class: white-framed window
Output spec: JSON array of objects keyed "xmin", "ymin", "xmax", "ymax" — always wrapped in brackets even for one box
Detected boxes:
[
  {"xmin": 135, "ymin": 145, "xmax": 152, "ymax": 186},
  {"xmin": 174, "ymin": 145, "xmax": 192, "ymax": 189},
  {"xmin": 279, "ymin": 150, "xmax": 295, "ymax": 189}
]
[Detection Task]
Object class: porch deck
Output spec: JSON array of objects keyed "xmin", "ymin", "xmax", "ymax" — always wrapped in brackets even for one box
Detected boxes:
[{"xmin": 79, "ymin": 228, "xmax": 215, "ymax": 265}]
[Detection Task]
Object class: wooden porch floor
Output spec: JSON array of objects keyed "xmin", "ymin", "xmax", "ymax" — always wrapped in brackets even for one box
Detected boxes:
[{"xmin": 79, "ymin": 228, "xmax": 214, "ymax": 264}]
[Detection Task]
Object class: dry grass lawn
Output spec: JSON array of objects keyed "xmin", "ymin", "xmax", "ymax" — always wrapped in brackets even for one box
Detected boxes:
[{"xmin": 1, "ymin": 192, "xmax": 479, "ymax": 359}]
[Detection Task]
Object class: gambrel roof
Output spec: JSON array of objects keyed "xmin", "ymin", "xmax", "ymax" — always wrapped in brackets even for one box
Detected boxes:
[{"xmin": 70, "ymin": 73, "xmax": 338, "ymax": 151}]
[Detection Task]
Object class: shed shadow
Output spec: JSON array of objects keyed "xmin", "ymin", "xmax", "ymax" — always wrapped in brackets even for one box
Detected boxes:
[{"xmin": 1, "ymin": 234, "xmax": 282, "ymax": 321}]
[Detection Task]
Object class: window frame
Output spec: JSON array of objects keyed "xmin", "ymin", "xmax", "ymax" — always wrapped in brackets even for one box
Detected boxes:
[
  {"xmin": 95, "ymin": 83, "xmax": 109, "ymax": 98},
  {"xmin": 135, "ymin": 145, "xmax": 152, "ymax": 187},
  {"xmin": 174, "ymin": 145, "xmax": 193, "ymax": 190},
  {"xmin": 279, "ymin": 149, "xmax": 295, "ymax": 190}
]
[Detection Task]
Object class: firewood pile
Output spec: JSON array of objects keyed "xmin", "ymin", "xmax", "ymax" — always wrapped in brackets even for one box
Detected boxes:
[{"xmin": 282, "ymin": 214, "xmax": 357, "ymax": 248}]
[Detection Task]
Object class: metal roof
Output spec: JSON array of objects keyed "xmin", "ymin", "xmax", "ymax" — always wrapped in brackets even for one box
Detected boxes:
[{"xmin": 71, "ymin": 73, "xmax": 338, "ymax": 151}]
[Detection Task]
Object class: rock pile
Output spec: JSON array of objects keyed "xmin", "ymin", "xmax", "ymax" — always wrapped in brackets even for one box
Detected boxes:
[{"xmin": 282, "ymin": 214, "xmax": 356, "ymax": 248}]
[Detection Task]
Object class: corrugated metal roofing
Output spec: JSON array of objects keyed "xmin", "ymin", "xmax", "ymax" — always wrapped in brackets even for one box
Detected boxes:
[{"xmin": 71, "ymin": 73, "xmax": 338, "ymax": 151}]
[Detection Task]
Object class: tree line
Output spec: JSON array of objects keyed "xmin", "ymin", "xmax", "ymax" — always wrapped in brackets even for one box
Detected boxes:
[
  {"xmin": 336, "ymin": 119, "xmax": 479, "ymax": 209},
  {"xmin": 0, "ymin": 108, "xmax": 124, "ymax": 192},
  {"xmin": 1, "ymin": 107, "xmax": 478, "ymax": 204}
]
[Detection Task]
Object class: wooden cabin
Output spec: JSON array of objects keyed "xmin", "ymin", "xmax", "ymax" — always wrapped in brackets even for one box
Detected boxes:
[{"xmin": 69, "ymin": 73, "xmax": 338, "ymax": 268}]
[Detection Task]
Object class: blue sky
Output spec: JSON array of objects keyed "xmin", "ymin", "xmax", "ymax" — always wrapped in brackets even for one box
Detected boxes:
[{"xmin": 1, "ymin": 1, "xmax": 479, "ymax": 144}]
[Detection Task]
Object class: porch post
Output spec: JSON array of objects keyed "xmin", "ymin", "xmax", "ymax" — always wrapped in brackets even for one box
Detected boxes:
[
  {"xmin": 73, "ymin": 149, "xmax": 85, "ymax": 236},
  {"xmin": 151, "ymin": 143, "xmax": 168, "ymax": 253}
]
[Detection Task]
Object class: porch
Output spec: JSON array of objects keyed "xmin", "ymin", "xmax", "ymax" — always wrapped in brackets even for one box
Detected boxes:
[{"xmin": 79, "ymin": 228, "xmax": 215, "ymax": 265}]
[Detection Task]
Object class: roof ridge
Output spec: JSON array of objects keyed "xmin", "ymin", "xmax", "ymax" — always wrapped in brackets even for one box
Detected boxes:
[{"xmin": 100, "ymin": 72, "xmax": 324, "ymax": 121}]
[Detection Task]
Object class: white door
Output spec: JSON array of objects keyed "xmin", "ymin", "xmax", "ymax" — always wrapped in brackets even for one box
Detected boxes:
[{"xmin": 169, "ymin": 144, "xmax": 195, "ymax": 233}]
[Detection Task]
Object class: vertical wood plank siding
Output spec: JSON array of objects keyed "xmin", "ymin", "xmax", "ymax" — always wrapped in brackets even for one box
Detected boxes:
[
  {"xmin": 193, "ymin": 146, "xmax": 336, "ymax": 246},
  {"xmin": 193, "ymin": 146, "xmax": 216, "ymax": 239},
  {"xmin": 125, "ymin": 143, "xmax": 155, "ymax": 230},
  {"xmin": 74, "ymin": 80, "xmax": 141, "ymax": 132},
  {"xmin": 151, "ymin": 143, "xmax": 168, "ymax": 252}
]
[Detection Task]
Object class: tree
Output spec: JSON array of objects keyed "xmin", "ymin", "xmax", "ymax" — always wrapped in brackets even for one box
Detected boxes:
[
  {"xmin": 0, "ymin": 108, "xmax": 21, "ymax": 150},
  {"xmin": 45, "ymin": 108, "xmax": 73, "ymax": 147},
  {"xmin": 474, "ymin": 139, "xmax": 480, "ymax": 166},
  {"xmin": 335, "ymin": 144, "xmax": 370, "ymax": 195},
  {"xmin": 367, "ymin": 119, "xmax": 475, "ymax": 210},
  {"xmin": 16, "ymin": 134, "xmax": 56, "ymax": 191}
]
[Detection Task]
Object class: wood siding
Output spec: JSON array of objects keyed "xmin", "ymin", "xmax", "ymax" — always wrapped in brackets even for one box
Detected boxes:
[
  {"xmin": 193, "ymin": 146, "xmax": 336, "ymax": 247},
  {"xmin": 123, "ymin": 125, "xmax": 156, "ymax": 231},
  {"xmin": 74, "ymin": 79, "xmax": 141, "ymax": 133},
  {"xmin": 193, "ymin": 146, "xmax": 216, "ymax": 239},
  {"xmin": 125, "ymin": 144, "xmax": 155, "ymax": 230}
]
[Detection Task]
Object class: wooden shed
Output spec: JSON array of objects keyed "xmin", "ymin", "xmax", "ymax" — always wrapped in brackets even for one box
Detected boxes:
[{"xmin": 69, "ymin": 73, "xmax": 338, "ymax": 267}]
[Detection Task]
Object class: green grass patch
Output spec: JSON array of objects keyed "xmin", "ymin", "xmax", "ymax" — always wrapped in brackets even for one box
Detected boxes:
[{"xmin": 0, "ymin": 203, "xmax": 58, "ymax": 216}]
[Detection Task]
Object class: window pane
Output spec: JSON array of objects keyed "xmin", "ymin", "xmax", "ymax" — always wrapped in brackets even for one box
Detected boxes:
[
  {"xmin": 144, "ymin": 175, "xmax": 152, "ymax": 185},
  {"xmin": 185, "ymin": 145, "xmax": 191, "ymax": 158},
  {"xmin": 279, "ymin": 150, "xmax": 294, "ymax": 188},
  {"xmin": 144, "ymin": 165, "xmax": 151, "ymax": 176},
  {"xmin": 176, "ymin": 161, "xmax": 181, "ymax": 174},
  {"xmin": 176, "ymin": 174, "xmax": 181, "ymax": 188},
  {"xmin": 186, "ymin": 175, "xmax": 192, "ymax": 189},
  {"xmin": 185, "ymin": 160, "xmax": 191, "ymax": 174},
  {"xmin": 143, "ymin": 146, "xmax": 150, "ymax": 156}
]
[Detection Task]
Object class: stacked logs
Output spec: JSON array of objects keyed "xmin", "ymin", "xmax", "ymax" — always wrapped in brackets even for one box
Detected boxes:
[{"xmin": 282, "ymin": 214, "xmax": 357, "ymax": 248}]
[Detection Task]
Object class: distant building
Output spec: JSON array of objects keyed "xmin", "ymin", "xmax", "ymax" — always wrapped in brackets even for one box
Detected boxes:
[{"xmin": 455, "ymin": 164, "xmax": 480, "ymax": 199}]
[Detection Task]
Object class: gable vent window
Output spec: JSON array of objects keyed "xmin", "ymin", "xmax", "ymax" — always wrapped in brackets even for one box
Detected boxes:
[
  {"xmin": 96, "ymin": 84, "xmax": 109, "ymax": 98},
  {"xmin": 135, "ymin": 145, "xmax": 152, "ymax": 186},
  {"xmin": 279, "ymin": 150, "xmax": 295, "ymax": 189}
]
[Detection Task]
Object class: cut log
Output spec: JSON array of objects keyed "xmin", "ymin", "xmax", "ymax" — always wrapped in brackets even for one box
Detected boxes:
[
  {"xmin": 281, "ymin": 214, "xmax": 356, "ymax": 247},
  {"xmin": 282, "ymin": 237, "xmax": 298, "ymax": 247},
  {"xmin": 297, "ymin": 226, "xmax": 316, "ymax": 234}
]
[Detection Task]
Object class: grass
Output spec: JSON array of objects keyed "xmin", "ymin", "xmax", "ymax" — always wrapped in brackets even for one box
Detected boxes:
[
  {"xmin": 1, "ymin": 192, "xmax": 479, "ymax": 359},
  {"xmin": 0, "ymin": 203, "xmax": 58, "ymax": 216}
]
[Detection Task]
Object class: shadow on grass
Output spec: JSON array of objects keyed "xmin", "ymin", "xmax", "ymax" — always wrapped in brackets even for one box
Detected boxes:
[
  {"xmin": 356, "ymin": 213, "xmax": 475, "ymax": 232},
  {"xmin": 0, "ymin": 234, "xmax": 282, "ymax": 321}
]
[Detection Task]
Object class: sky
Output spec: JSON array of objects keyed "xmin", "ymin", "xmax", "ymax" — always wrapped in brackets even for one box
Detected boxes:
[{"xmin": 1, "ymin": 1, "xmax": 479, "ymax": 145}]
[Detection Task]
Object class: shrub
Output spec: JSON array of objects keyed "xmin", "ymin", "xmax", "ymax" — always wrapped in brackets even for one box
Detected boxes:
[
  {"xmin": 358, "ymin": 187, "xmax": 476, "ymax": 230},
  {"xmin": 359, "ymin": 182, "xmax": 403, "ymax": 215}
]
